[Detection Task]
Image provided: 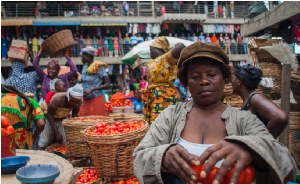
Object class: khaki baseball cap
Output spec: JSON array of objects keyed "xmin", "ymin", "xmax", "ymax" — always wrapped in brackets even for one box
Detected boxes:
[{"xmin": 178, "ymin": 42, "xmax": 229, "ymax": 70}]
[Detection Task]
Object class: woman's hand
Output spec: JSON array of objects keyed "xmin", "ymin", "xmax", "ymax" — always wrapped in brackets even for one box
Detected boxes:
[
  {"xmin": 162, "ymin": 144, "xmax": 200, "ymax": 184},
  {"xmin": 83, "ymin": 88, "xmax": 94, "ymax": 99},
  {"xmin": 37, "ymin": 46, "xmax": 43, "ymax": 57},
  {"xmin": 199, "ymin": 140, "xmax": 253, "ymax": 184},
  {"xmin": 65, "ymin": 47, "xmax": 69, "ymax": 58}
]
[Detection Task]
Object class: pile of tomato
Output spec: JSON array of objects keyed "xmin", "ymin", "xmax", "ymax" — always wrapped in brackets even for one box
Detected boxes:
[
  {"xmin": 111, "ymin": 93, "xmax": 126, "ymax": 99},
  {"xmin": 1, "ymin": 116, "xmax": 15, "ymax": 136},
  {"xmin": 48, "ymin": 147, "xmax": 68, "ymax": 154},
  {"xmin": 126, "ymin": 91, "xmax": 134, "ymax": 97},
  {"xmin": 85, "ymin": 121, "xmax": 145, "ymax": 136},
  {"xmin": 190, "ymin": 163, "xmax": 255, "ymax": 184},
  {"xmin": 124, "ymin": 100, "xmax": 133, "ymax": 107},
  {"xmin": 105, "ymin": 101, "xmax": 113, "ymax": 111},
  {"xmin": 76, "ymin": 169, "xmax": 99, "ymax": 183},
  {"xmin": 111, "ymin": 178, "xmax": 139, "ymax": 184}
]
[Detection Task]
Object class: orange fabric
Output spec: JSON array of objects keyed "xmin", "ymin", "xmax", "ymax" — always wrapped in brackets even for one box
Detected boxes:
[
  {"xmin": 211, "ymin": 37, "xmax": 218, "ymax": 43},
  {"xmin": 79, "ymin": 95, "xmax": 107, "ymax": 116},
  {"xmin": 163, "ymin": 23, "xmax": 169, "ymax": 30}
]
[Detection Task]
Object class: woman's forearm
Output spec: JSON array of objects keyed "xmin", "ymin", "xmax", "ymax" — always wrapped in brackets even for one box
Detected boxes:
[
  {"xmin": 33, "ymin": 55, "xmax": 45, "ymax": 80},
  {"xmin": 267, "ymin": 115, "xmax": 288, "ymax": 138},
  {"xmin": 65, "ymin": 56, "xmax": 78, "ymax": 79},
  {"xmin": 33, "ymin": 119, "xmax": 45, "ymax": 142},
  {"xmin": 92, "ymin": 83, "xmax": 111, "ymax": 92}
]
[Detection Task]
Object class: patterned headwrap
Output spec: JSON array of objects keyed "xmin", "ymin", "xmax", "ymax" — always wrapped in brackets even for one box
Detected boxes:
[
  {"xmin": 150, "ymin": 36, "xmax": 170, "ymax": 53},
  {"xmin": 47, "ymin": 60, "xmax": 60, "ymax": 73},
  {"xmin": 234, "ymin": 64, "xmax": 263, "ymax": 89},
  {"xmin": 82, "ymin": 46, "xmax": 98, "ymax": 56},
  {"xmin": 66, "ymin": 84, "xmax": 83, "ymax": 101}
]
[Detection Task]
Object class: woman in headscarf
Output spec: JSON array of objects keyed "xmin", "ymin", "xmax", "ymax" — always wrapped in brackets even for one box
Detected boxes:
[
  {"xmin": 79, "ymin": 47, "xmax": 111, "ymax": 116},
  {"xmin": 38, "ymin": 84, "xmax": 83, "ymax": 150},
  {"xmin": 142, "ymin": 36, "xmax": 185, "ymax": 124},
  {"xmin": 232, "ymin": 64, "xmax": 288, "ymax": 138},
  {"xmin": 33, "ymin": 46, "xmax": 78, "ymax": 99}
]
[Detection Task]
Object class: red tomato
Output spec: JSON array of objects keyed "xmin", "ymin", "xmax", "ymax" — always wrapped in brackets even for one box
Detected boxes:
[
  {"xmin": 93, "ymin": 129, "xmax": 98, "ymax": 133},
  {"xmin": 243, "ymin": 165, "xmax": 255, "ymax": 184},
  {"xmin": 1, "ymin": 128, "xmax": 7, "ymax": 136},
  {"xmin": 6, "ymin": 126, "xmax": 15, "ymax": 134},
  {"xmin": 115, "ymin": 122, "xmax": 121, "ymax": 126},
  {"xmin": 190, "ymin": 163, "xmax": 206, "ymax": 183},
  {"xmin": 1, "ymin": 116, "xmax": 9, "ymax": 128},
  {"xmin": 224, "ymin": 166, "xmax": 245, "ymax": 184}
]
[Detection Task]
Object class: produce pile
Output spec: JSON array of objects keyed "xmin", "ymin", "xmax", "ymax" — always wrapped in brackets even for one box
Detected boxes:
[
  {"xmin": 111, "ymin": 93, "xmax": 126, "ymax": 100},
  {"xmin": 105, "ymin": 101, "xmax": 113, "ymax": 111},
  {"xmin": 126, "ymin": 91, "xmax": 134, "ymax": 97},
  {"xmin": 76, "ymin": 169, "xmax": 99, "ymax": 183},
  {"xmin": 48, "ymin": 147, "xmax": 68, "ymax": 154},
  {"xmin": 112, "ymin": 100, "xmax": 133, "ymax": 107},
  {"xmin": 1, "ymin": 116, "xmax": 15, "ymax": 136},
  {"xmin": 85, "ymin": 121, "xmax": 145, "ymax": 136},
  {"xmin": 190, "ymin": 163, "xmax": 255, "ymax": 184},
  {"xmin": 111, "ymin": 178, "xmax": 139, "ymax": 184}
]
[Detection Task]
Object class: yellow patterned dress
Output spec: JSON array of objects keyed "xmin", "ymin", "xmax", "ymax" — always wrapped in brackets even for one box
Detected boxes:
[
  {"xmin": 1, "ymin": 93, "xmax": 45, "ymax": 150},
  {"xmin": 141, "ymin": 51, "xmax": 181, "ymax": 124}
]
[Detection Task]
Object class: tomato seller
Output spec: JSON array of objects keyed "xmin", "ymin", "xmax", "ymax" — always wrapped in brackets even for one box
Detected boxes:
[
  {"xmin": 38, "ymin": 84, "xmax": 83, "ymax": 150},
  {"xmin": 133, "ymin": 42, "xmax": 296, "ymax": 184},
  {"xmin": 133, "ymin": 89, "xmax": 143, "ymax": 114}
]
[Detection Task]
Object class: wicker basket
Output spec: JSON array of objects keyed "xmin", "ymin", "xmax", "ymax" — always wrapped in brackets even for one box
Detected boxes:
[
  {"xmin": 108, "ymin": 113, "xmax": 146, "ymax": 122},
  {"xmin": 63, "ymin": 116, "xmax": 114, "ymax": 158},
  {"xmin": 81, "ymin": 120, "xmax": 149, "ymax": 181},
  {"xmin": 42, "ymin": 30, "xmax": 75, "ymax": 57}
]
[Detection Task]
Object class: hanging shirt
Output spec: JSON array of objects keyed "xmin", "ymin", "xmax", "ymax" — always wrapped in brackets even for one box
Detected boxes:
[
  {"xmin": 133, "ymin": 24, "xmax": 138, "ymax": 34},
  {"xmin": 131, "ymin": 36, "xmax": 138, "ymax": 45},
  {"xmin": 104, "ymin": 38, "xmax": 108, "ymax": 45},
  {"xmin": 124, "ymin": 37, "xmax": 131, "ymax": 44},
  {"xmin": 205, "ymin": 36, "xmax": 211, "ymax": 43},
  {"xmin": 97, "ymin": 27, "xmax": 101, "ymax": 36},
  {"xmin": 139, "ymin": 24, "xmax": 145, "ymax": 32},
  {"xmin": 184, "ymin": 23, "xmax": 191, "ymax": 31},
  {"xmin": 198, "ymin": 35, "xmax": 205, "ymax": 42},
  {"xmin": 146, "ymin": 24, "xmax": 152, "ymax": 34},
  {"xmin": 137, "ymin": 36, "xmax": 144, "ymax": 43},
  {"xmin": 163, "ymin": 23, "xmax": 169, "ymax": 30}
]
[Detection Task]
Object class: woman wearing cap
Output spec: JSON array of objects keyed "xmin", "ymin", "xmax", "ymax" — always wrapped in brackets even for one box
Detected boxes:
[
  {"xmin": 232, "ymin": 65, "xmax": 288, "ymax": 138},
  {"xmin": 79, "ymin": 47, "xmax": 111, "ymax": 116},
  {"xmin": 133, "ymin": 42, "xmax": 296, "ymax": 184},
  {"xmin": 33, "ymin": 46, "xmax": 78, "ymax": 99},
  {"xmin": 142, "ymin": 36, "xmax": 185, "ymax": 124}
]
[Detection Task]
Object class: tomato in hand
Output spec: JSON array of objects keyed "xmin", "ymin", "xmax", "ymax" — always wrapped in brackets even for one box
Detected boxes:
[
  {"xmin": 224, "ymin": 166, "xmax": 245, "ymax": 184},
  {"xmin": 243, "ymin": 165, "xmax": 255, "ymax": 184},
  {"xmin": 204, "ymin": 167, "xmax": 225, "ymax": 184},
  {"xmin": 190, "ymin": 163, "xmax": 206, "ymax": 183}
]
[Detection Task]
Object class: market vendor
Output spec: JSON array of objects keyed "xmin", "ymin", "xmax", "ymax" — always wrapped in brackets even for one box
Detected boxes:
[
  {"xmin": 1, "ymin": 85, "xmax": 45, "ymax": 150},
  {"xmin": 79, "ymin": 47, "xmax": 111, "ymax": 117},
  {"xmin": 33, "ymin": 46, "xmax": 78, "ymax": 99},
  {"xmin": 232, "ymin": 64, "xmax": 288, "ymax": 138},
  {"xmin": 133, "ymin": 42, "xmax": 296, "ymax": 184},
  {"xmin": 38, "ymin": 84, "xmax": 83, "ymax": 150},
  {"xmin": 142, "ymin": 36, "xmax": 185, "ymax": 124}
]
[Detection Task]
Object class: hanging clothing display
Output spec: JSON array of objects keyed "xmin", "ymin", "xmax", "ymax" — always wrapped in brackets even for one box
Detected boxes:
[
  {"xmin": 146, "ymin": 24, "xmax": 152, "ymax": 34},
  {"xmin": 183, "ymin": 24, "xmax": 191, "ymax": 31},
  {"xmin": 133, "ymin": 23, "xmax": 138, "ymax": 34},
  {"xmin": 139, "ymin": 24, "xmax": 145, "ymax": 33},
  {"xmin": 163, "ymin": 23, "xmax": 169, "ymax": 30}
]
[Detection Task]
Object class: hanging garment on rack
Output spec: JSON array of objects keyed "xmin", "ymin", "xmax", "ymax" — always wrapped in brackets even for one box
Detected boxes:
[
  {"xmin": 202, "ymin": 25, "xmax": 207, "ymax": 34},
  {"xmin": 229, "ymin": 25, "xmax": 234, "ymax": 34},
  {"xmin": 222, "ymin": 24, "xmax": 227, "ymax": 33},
  {"xmin": 140, "ymin": 24, "xmax": 145, "ymax": 33},
  {"xmin": 236, "ymin": 25, "xmax": 241, "ymax": 32},
  {"xmin": 137, "ymin": 24, "xmax": 140, "ymax": 33},
  {"xmin": 133, "ymin": 23, "xmax": 138, "ymax": 34},
  {"xmin": 211, "ymin": 24, "xmax": 216, "ymax": 33},
  {"xmin": 163, "ymin": 23, "xmax": 169, "ymax": 30},
  {"xmin": 216, "ymin": 24, "xmax": 220, "ymax": 33},
  {"xmin": 219, "ymin": 24, "xmax": 223, "ymax": 33},
  {"xmin": 184, "ymin": 23, "xmax": 191, "ymax": 31},
  {"xmin": 97, "ymin": 27, "xmax": 101, "ymax": 36}
]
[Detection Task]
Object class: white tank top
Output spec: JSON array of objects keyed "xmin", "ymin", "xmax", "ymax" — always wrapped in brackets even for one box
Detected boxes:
[{"xmin": 177, "ymin": 137, "xmax": 224, "ymax": 167}]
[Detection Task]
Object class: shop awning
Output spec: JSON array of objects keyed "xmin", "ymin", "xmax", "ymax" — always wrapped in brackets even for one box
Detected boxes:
[
  {"xmin": 33, "ymin": 20, "xmax": 81, "ymax": 26},
  {"xmin": 81, "ymin": 21, "xmax": 127, "ymax": 26},
  {"xmin": 1, "ymin": 20, "xmax": 33, "ymax": 26}
]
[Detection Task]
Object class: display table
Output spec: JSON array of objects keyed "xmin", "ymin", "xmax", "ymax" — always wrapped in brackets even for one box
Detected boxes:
[{"xmin": 1, "ymin": 149, "xmax": 76, "ymax": 184}]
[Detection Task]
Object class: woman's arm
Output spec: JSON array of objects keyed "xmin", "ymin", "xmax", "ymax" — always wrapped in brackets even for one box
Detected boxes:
[
  {"xmin": 33, "ymin": 118, "xmax": 45, "ymax": 143},
  {"xmin": 32, "ymin": 48, "xmax": 46, "ymax": 82},
  {"xmin": 250, "ymin": 94, "xmax": 288, "ymax": 138},
  {"xmin": 62, "ymin": 56, "xmax": 78, "ymax": 80}
]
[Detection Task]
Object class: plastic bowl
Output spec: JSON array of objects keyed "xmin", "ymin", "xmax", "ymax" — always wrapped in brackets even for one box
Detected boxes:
[
  {"xmin": 126, "ymin": 97, "xmax": 136, "ymax": 103},
  {"xmin": 1, "ymin": 156, "xmax": 30, "ymax": 174},
  {"xmin": 16, "ymin": 164, "xmax": 60, "ymax": 183}
]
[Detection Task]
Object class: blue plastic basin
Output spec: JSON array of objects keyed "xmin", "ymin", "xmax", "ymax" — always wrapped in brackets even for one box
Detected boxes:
[
  {"xmin": 126, "ymin": 97, "xmax": 136, "ymax": 103},
  {"xmin": 1, "ymin": 156, "xmax": 30, "ymax": 174},
  {"xmin": 16, "ymin": 164, "xmax": 60, "ymax": 183}
]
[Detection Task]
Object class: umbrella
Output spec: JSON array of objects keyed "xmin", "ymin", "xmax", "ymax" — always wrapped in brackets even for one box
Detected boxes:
[
  {"xmin": 121, "ymin": 37, "xmax": 195, "ymax": 65},
  {"xmin": 43, "ymin": 66, "xmax": 81, "ymax": 80}
]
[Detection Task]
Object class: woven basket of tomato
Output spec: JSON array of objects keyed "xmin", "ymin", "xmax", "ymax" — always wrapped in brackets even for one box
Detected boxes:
[
  {"xmin": 108, "ymin": 113, "xmax": 145, "ymax": 122},
  {"xmin": 111, "ymin": 178, "xmax": 139, "ymax": 184},
  {"xmin": 1, "ymin": 116, "xmax": 16, "ymax": 158},
  {"xmin": 62, "ymin": 116, "xmax": 114, "ymax": 158},
  {"xmin": 76, "ymin": 168, "xmax": 101, "ymax": 184},
  {"xmin": 46, "ymin": 143, "xmax": 69, "ymax": 158},
  {"xmin": 81, "ymin": 120, "xmax": 149, "ymax": 181}
]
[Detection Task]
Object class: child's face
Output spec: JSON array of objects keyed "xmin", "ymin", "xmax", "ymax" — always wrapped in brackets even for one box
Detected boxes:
[
  {"xmin": 69, "ymin": 77, "xmax": 77, "ymax": 87},
  {"xmin": 56, "ymin": 83, "xmax": 66, "ymax": 93}
]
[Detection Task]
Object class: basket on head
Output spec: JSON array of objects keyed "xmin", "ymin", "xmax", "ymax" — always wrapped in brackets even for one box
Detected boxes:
[
  {"xmin": 42, "ymin": 30, "xmax": 75, "ymax": 57},
  {"xmin": 62, "ymin": 116, "xmax": 114, "ymax": 158},
  {"xmin": 81, "ymin": 120, "xmax": 149, "ymax": 181}
]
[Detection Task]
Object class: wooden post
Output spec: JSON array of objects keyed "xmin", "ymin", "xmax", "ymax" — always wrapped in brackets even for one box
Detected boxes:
[
  {"xmin": 279, "ymin": 64, "xmax": 291, "ymax": 148},
  {"xmin": 152, "ymin": 1, "xmax": 154, "ymax": 17}
]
